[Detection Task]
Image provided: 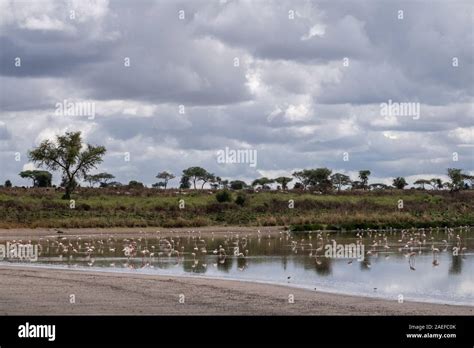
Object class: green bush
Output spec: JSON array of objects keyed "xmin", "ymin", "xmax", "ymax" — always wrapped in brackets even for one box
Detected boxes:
[
  {"xmin": 235, "ymin": 194, "xmax": 246, "ymax": 206},
  {"xmin": 215, "ymin": 190, "xmax": 232, "ymax": 203}
]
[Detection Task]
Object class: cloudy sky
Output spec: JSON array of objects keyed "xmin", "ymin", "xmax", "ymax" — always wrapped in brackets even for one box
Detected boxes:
[{"xmin": 0, "ymin": 0, "xmax": 473, "ymax": 187}]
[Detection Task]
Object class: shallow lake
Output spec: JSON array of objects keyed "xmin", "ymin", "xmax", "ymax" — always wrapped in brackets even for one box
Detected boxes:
[{"xmin": 2, "ymin": 227, "xmax": 473, "ymax": 306}]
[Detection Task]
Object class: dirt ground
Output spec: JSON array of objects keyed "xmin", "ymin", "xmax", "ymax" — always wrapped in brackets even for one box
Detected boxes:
[{"xmin": 0, "ymin": 265, "xmax": 472, "ymax": 315}]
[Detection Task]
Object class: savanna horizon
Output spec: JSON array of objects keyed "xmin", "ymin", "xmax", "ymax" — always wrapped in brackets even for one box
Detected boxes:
[
  {"xmin": 1, "ymin": 131, "xmax": 472, "ymax": 230},
  {"xmin": 0, "ymin": 187, "xmax": 473, "ymax": 229}
]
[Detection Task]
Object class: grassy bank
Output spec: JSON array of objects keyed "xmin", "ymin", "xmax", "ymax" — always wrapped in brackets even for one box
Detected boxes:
[{"xmin": 0, "ymin": 188, "xmax": 473, "ymax": 229}]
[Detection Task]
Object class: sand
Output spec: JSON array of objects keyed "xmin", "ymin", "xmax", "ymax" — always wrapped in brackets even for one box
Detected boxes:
[{"xmin": 0, "ymin": 265, "xmax": 472, "ymax": 316}]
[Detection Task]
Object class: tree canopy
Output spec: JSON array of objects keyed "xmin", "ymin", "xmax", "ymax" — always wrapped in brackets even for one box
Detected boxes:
[
  {"xmin": 28, "ymin": 131, "xmax": 106, "ymax": 199},
  {"xmin": 19, "ymin": 170, "xmax": 52, "ymax": 187},
  {"xmin": 229, "ymin": 180, "xmax": 247, "ymax": 190},
  {"xmin": 182, "ymin": 167, "xmax": 210, "ymax": 189},
  {"xmin": 392, "ymin": 177, "xmax": 408, "ymax": 189},
  {"xmin": 358, "ymin": 170, "xmax": 371, "ymax": 190},
  {"xmin": 330, "ymin": 173, "xmax": 351, "ymax": 191},
  {"xmin": 274, "ymin": 177, "xmax": 293, "ymax": 190},
  {"xmin": 447, "ymin": 168, "xmax": 465, "ymax": 191},
  {"xmin": 155, "ymin": 171, "xmax": 175, "ymax": 189},
  {"xmin": 252, "ymin": 177, "xmax": 274, "ymax": 189},
  {"xmin": 84, "ymin": 172, "xmax": 115, "ymax": 187}
]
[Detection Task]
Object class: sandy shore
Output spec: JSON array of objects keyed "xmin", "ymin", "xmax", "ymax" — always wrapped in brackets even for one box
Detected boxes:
[
  {"xmin": 0, "ymin": 226, "xmax": 282, "ymax": 241},
  {"xmin": 0, "ymin": 265, "xmax": 472, "ymax": 315}
]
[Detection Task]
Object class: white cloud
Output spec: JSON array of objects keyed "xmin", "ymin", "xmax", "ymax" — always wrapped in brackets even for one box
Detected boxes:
[
  {"xmin": 284, "ymin": 104, "xmax": 310, "ymax": 122},
  {"xmin": 0, "ymin": 0, "xmax": 472, "ymax": 186},
  {"xmin": 20, "ymin": 15, "xmax": 70, "ymax": 31},
  {"xmin": 301, "ymin": 23, "xmax": 326, "ymax": 40}
]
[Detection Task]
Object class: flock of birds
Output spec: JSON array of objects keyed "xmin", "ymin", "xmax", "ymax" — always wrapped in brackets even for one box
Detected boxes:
[
  {"xmin": 3, "ymin": 226, "xmax": 471, "ymax": 273},
  {"xmin": 6, "ymin": 230, "xmax": 252, "ymax": 271},
  {"xmin": 281, "ymin": 226, "xmax": 470, "ymax": 270}
]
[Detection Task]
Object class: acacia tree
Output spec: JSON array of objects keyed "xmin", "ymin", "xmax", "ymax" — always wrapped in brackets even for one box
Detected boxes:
[
  {"xmin": 392, "ymin": 177, "xmax": 408, "ymax": 189},
  {"xmin": 330, "ymin": 173, "xmax": 351, "ymax": 192},
  {"xmin": 28, "ymin": 131, "xmax": 106, "ymax": 199},
  {"xmin": 274, "ymin": 177, "xmax": 293, "ymax": 190},
  {"xmin": 84, "ymin": 174, "xmax": 98, "ymax": 187},
  {"xmin": 182, "ymin": 167, "xmax": 209, "ymax": 189},
  {"xmin": 413, "ymin": 179, "xmax": 431, "ymax": 190},
  {"xmin": 156, "ymin": 171, "xmax": 175, "ymax": 189},
  {"xmin": 430, "ymin": 178, "xmax": 443, "ymax": 190},
  {"xmin": 84, "ymin": 172, "xmax": 115, "ymax": 187},
  {"xmin": 292, "ymin": 169, "xmax": 333, "ymax": 192},
  {"xmin": 292, "ymin": 170, "xmax": 310, "ymax": 190},
  {"xmin": 369, "ymin": 183, "xmax": 389, "ymax": 190},
  {"xmin": 201, "ymin": 172, "xmax": 215, "ymax": 189},
  {"xmin": 96, "ymin": 173, "xmax": 115, "ymax": 187},
  {"xmin": 218, "ymin": 178, "xmax": 229, "ymax": 189},
  {"xmin": 229, "ymin": 180, "xmax": 247, "ymax": 190},
  {"xmin": 128, "ymin": 180, "xmax": 144, "ymax": 189},
  {"xmin": 447, "ymin": 168, "xmax": 465, "ymax": 191},
  {"xmin": 358, "ymin": 170, "xmax": 371, "ymax": 190},
  {"xmin": 19, "ymin": 170, "xmax": 52, "ymax": 187},
  {"xmin": 179, "ymin": 175, "xmax": 191, "ymax": 189},
  {"xmin": 307, "ymin": 168, "xmax": 332, "ymax": 192},
  {"xmin": 209, "ymin": 176, "xmax": 227, "ymax": 190},
  {"xmin": 252, "ymin": 177, "xmax": 274, "ymax": 190}
]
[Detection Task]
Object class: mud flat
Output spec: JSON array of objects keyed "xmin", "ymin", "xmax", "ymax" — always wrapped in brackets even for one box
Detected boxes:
[{"xmin": 0, "ymin": 266, "xmax": 472, "ymax": 315}]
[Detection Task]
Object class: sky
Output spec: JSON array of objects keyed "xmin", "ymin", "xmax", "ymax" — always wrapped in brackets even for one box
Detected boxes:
[{"xmin": 0, "ymin": 0, "xmax": 473, "ymax": 188}]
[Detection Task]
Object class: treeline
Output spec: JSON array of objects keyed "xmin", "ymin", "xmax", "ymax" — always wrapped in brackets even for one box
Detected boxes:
[
  {"xmin": 4, "ymin": 166, "xmax": 473, "ymax": 193},
  {"xmin": 1, "ymin": 131, "xmax": 473, "ymax": 198}
]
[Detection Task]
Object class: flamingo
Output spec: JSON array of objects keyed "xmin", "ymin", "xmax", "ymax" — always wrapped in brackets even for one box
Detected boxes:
[
  {"xmin": 409, "ymin": 252, "xmax": 416, "ymax": 270},
  {"xmin": 432, "ymin": 249, "xmax": 440, "ymax": 266}
]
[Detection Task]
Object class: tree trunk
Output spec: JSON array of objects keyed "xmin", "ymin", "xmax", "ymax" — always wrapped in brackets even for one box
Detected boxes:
[
  {"xmin": 62, "ymin": 187, "xmax": 71, "ymax": 200},
  {"xmin": 62, "ymin": 178, "xmax": 73, "ymax": 200}
]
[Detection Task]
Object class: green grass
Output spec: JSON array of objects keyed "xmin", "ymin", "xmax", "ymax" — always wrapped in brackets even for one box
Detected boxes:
[{"xmin": 0, "ymin": 188, "xmax": 472, "ymax": 229}]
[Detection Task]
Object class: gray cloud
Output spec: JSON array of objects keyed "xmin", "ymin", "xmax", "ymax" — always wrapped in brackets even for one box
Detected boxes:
[{"xmin": 0, "ymin": 0, "xmax": 472, "ymax": 187}]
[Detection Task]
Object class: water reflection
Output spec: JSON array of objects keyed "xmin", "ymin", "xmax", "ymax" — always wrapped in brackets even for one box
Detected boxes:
[{"xmin": 1, "ymin": 226, "xmax": 473, "ymax": 305}]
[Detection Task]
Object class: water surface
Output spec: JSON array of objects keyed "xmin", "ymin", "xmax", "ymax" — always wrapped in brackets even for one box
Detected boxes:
[{"xmin": 2, "ymin": 227, "xmax": 473, "ymax": 306}]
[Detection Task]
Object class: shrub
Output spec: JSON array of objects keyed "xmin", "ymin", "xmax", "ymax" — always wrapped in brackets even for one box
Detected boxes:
[
  {"xmin": 235, "ymin": 194, "xmax": 246, "ymax": 206},
  {"xmin": 215, "ymin": 190, "xmax": 232, "ymax": 203}
]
